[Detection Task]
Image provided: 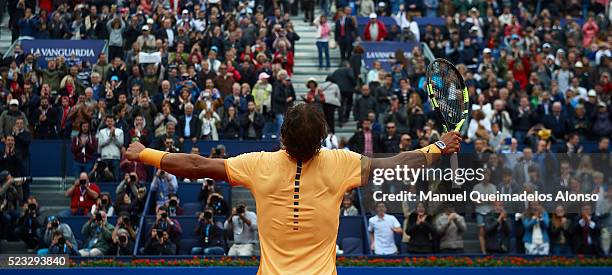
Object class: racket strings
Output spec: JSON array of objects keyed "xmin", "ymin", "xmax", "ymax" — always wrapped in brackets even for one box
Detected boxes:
[{"xmin": 429, "ymin": 63, "xmax": 465, "ymax": 125}]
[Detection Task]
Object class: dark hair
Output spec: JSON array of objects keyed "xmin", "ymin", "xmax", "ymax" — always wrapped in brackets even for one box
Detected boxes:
[{"xmin": 281, "ymin": 104, "xmax": 326, "ymax": 161}]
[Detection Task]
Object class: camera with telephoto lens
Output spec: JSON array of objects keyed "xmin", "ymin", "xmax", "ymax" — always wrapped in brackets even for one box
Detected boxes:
[
  {"xmin": 28, "ymin": 203, "xmax": 36, "ymax": 211},
  {"xmin": 79, "ymin": 179, "xmax": 86, "ymax": 186},
  {"xmin": 237, "ymin": 205, "xmax": 245, "ymax": 215},
  {"xmin": 160, "ymin": 212, "xmax": 168, "ymax": 219},
  {"xmin": 169, "ymin": 199, "xmax": 178, "ymax": 207},
  {"xmin": 159, "ymin": 171, "xmax": 165, "ymax": 177},
  {"xmin": 95, "ymin": 212, "xmax": 103, "ymax": 222},
  {"xmin": 101, "ymin": 198, "xmax": 108, "ymax": 205},
  {"xmin": 129, "ymin": 175, "xmax": 137, "ymax": 183}
]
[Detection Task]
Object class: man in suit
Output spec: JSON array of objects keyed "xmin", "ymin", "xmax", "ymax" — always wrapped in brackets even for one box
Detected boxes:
[
  {"xmin": 347, "ymin": 119, "xmax": 381, "ymax": 156},
  {"xmin": 573, "ymin": 204, "xmax": 603, "ymax": 256},
  {"xmin": 331, "ymin": 61, "xmax": 357, "ymax": 123},
  {"xmin": 543, "ymin": 102, "xmax": 571, "ymax": 141},
  {"xmin": 176, "ymin": 103, "xmax": 201, "ymax": 144},
  {"xmin": 240, "ymin": 101, "xmax": 265, "ymax": 140},
  {"xmin": 157, "ymin": 18, "xmax": 177, "ymax": 51},
  {"xmin": 513, "ymin": 147, "xmax": 535, "ymax": 186},
  {"xmin": 334, "ymin": 7, "xmax": 357, "ymax": 62}
]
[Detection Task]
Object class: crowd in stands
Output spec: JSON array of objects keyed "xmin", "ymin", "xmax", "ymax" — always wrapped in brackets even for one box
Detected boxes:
[{"xmin": 0, "ymin": 0, "xmax": 611, "ymax": 258}]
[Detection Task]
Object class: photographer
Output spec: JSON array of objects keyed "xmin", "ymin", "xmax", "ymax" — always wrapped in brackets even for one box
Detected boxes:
[
  {"xmin": 39, "ymin": 216, "xmax": 78, "ymax": 255},
  {"xmin": 116, "ymin": 173, "xmax": 141, "ymax": 201},
  {"xmin": 79, "ymin": 210, "xmax": 114, "ymax": 256},
  {"xmin": 198, "ymin": 178, "xmax": 216, "ymax": 210},
  {"xmin": 224, "ymin": 201, "xmax": 257, "ymax": 256},
  {"xmin": 48, "ymin": 230, "xmax": 79, "ymax": 255},
  {"xmin": 144, "ymin": 228, "xmax": 176, "ymax": 255},
  {"xmin": 89, "ymin": 158, "xmax": 115, "ymax": 182},
  {"xmin": 166, "ymin": 193, "xmax": 184, "ymax": 217},
  {"xmin": 0, "ymin": 170, "xmax": 23, "ymax": 239},
  {"xmin": 192, "ymin": 208, "xmax": 226, "ymax": 255},
  {"xmin": 63, "ymin": 172, "xmax": 100, "ymax": 216},
  {"xmin": 151, "ymin": 169, "xmax": 178, "ymax": 207},
  {"xmin": 15, "ymin": 196, "xmax": 43, "ymax": 250},
  {"xmin": 111, "ymin": 215, "xmax": 135, "ymax": 256},
  {"xmin": 152, "ymin": 207, "xmax": 182, "ymax": 246},
  {"xmin": 91, "ymin": 192, "xmax": 115, "ymax": 217},
  {"xmin": 206, "ymin": 192, "xmax": 229, "ymax": 216},
  {"xmin": 209, "ymin": 144, "xmax": 227, "ymax": 159}
]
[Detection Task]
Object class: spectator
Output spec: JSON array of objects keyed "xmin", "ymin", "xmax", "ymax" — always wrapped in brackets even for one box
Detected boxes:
[
  {"xmin": 340, "ymin": 195, "xmax": 358, "ymax": 216},
  {"xmin": 550, "ymin": 204, "xmax": 573, "ymax": 256},
  {"xmin": 89, "ymin": 158, "xmax": 115, "ymax": 183},
  {"xmin": 0, "ymin": 99, "xmax": 28, "ymax": 140},
  {"xmin": 63, "ymin": 172, "xmax": 100, "ymax": 216},
  {"xmin": 596, "ymin": 188, "xmax": 612, "ymax": 255},
  {"xmin": 206, "ymin": 190, "xmax": 229, "ymax": 217},
  {"xmin": 314, "ymin": 15, "xmax": 331, "ymax": 69},
  {"xmin": 381, "ymin": 122, "xmax": 401, "ymax": 154},
  {"xmin": 405, "ymin": 202, "xmax": 435, "ymax": 253},
  {"xmin": 364, "ymin": 13, "xmax": 388, "ymax": 42},
  {"xmin": 240, "ymin": 101, "xmax": 265, "ymax": 140},
  {"xmin": 177, "ymin": 103, "xmax": 201, "ymax": 144},
  {"xmin": 0, "ymin": 170, "xmax": 24, "ymax": 239},
  {"xmin": 79, "ymin": 210, "xmax": 114, "ymax": 256},
  {"xmin": 111, "ymin": 227, "xmax": 134, "ymax": 256},
  {"xmin": 32, "ymin": 97, "xmax": 57, "ymax": 139},
  {"xmin": 395, "ymin": 6, "xmax": 420, "ymax": 42},
  {"xmin": 335, "ymin": 8, "xmax": 357, "ymax": 62},
  {"xmin": 0, "ymin": 136, "xmax": 23, "ymax": 181},
  {"xmin": 384, "ymin": 95, "xmax": 408, "ymax": 134},
  {"xmin": 224, "ymin": 201, "xmax": 258, "ymax": 256},
  {"xmin": 473, "ymin": 170, "xmax": 497, "ymax": 254},
  {"xmin": 353, "ymin": 84, "xmax": 377, "ymax": 123},
  {"xmin": 128, "ymin": 115, "xmax": 152, "ymax": 147},
  {"xmin": 71, "ymin": 122, "xmax": 98, "ymax": 177},
  {"xmin": 368, "ymin": 202, "xmax": 402, "ymax": 255},
  {"xmin": 573, "ymin": 204, "xmax": 603, "ymax": 255},
  {"xmin": 348, "ymin": 119, "xmax": 381, "ymax": 156},
  {"xmin": 522, "ymin": 201, "xmax": 550, "ymax": 255},
  {"xmin": 151, "ymin": 206, "xmax": 183, "ymax": 250},
  {"xmin": 484, "ymin": 202, "xmax": 511, "ymax": 254},
  {"xmin": 221, "ymin": 106, "xmax": 241, "ymax": 140},
  {"xmin": 305, "ymin": 78, "xmax": 326, "ymax": 112},
  {"xmin": 193, "ymin": 208, "xmax": 226, "ymax": 255},
  {"xmin": 97, "ymin": 115, "xmax": 124, "ymax": 180},
  {"xmin": 116, "ymin": 173, "xmax": 142, "ymax": 202},
  {"xmin": 331, "ymin": 61, "xmax": 357, "ymax": 124},
  {"xmin": 151, "ymin": 169, "xmax": 178, "ymax": 208},
  {"xmin": 321, "ymin": 76, "xmax": 341, "ymax": 133},
  {"xmin": 435, "ymin": 204, "xmax": 466, "ymax": 253}
]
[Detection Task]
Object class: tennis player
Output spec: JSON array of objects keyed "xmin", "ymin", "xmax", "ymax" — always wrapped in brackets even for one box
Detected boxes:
[{"xmin": 126, "ymin": 103, "xmax": 461, "ymax": 274}]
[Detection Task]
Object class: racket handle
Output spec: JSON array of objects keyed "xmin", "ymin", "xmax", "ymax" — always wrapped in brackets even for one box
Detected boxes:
[{"xmin": 450, "ymin": 153, "xmax": 460, "ymax": 187}]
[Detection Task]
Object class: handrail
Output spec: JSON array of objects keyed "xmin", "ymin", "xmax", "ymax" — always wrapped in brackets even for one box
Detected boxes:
[
  {"xmin": 133, "ymin": 181, "xmax": 154, "ymax": 255},
  {"xmin": 1, "ymin": 36, "xmax": 34, "ymax": 59},
  {"xmin": 357, "ymin": 188, "xmax": 372, "ymax": 255},
  {"xmin": 420, "ymin": 41, "xmax": 436, "ymax": 63}
]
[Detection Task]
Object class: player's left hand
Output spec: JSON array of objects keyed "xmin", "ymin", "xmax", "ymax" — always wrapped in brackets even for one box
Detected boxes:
[{"xmin": 440, "ymin": 131, "xmax": 462, "ymax": 154}]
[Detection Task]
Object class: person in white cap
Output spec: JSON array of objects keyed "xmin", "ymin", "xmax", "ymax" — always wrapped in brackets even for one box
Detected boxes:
[
  {"xmin": 136, "ymin": 24, "xmax": 156, "ymax": 51},
  {"xmin": 252, "ymin": 72, "xmax": 272, "ymax": 114},
  {"xmin": 0, "ymin": 99, "xmax": 28, "ymax": 140},
  {"xmin": 364, "ymin": 13, "xmax": 388, "ymax": 41}
]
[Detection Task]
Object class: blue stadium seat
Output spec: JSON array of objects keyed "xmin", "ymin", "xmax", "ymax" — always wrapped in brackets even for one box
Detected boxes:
[
  {"xmin": 97, "ymin": 183, "xmax": 118, "ymax": 201},
  {"xmin": 183, "ymin": 203, "xmax": 202, "ymax": 215},
  {"xmin": 337, "ymin": 216, "xmax": 367, "ymax": 255},
  {"xmin": 180, "ymin": 238, "xmax": 199, "ymax": 255}
]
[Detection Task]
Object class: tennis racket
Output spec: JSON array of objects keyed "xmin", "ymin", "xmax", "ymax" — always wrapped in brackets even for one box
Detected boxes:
[{"xmin": 425, "ymin": 58, "xmax": 469, "ymax": 184}]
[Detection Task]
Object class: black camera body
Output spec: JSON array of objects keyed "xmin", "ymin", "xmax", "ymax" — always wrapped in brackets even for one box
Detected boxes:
[
  {"xmin": 156, "ymin": 229, "xmax": 165, "ymax": 239},
  {"xmin": 79, "ymin": 179, "xmax": 87, "ymax": 186},
  {"xmin": 236, "ymin": 205, "xmax": 245, "ymax": 215},
  {"xmin": 28, "ymin": 203, "xmax": 37, "ymax": 211},
  {"xmin": 95, "ymin": 212, "xmax": 103, "ymax": 222},
  {"xmin": 118, "ymin": 235, "xmax": 128, "ymax": 243},
  {"xmin": 57, "ymin": 237, "xmax": 66, "ymax": 246},
  {"xmin": 203, "ymin": 211, "xmax": 213, "ymax": 220}
]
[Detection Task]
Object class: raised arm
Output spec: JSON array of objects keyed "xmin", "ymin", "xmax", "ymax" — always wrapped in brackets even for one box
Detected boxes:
[
  {"xmin": 125, "ymin": 142, "xmax": 228, "ymax": 181},
  {"xmin": 364, "ymin": 132, "xmax": 461, "ymax": 186}
]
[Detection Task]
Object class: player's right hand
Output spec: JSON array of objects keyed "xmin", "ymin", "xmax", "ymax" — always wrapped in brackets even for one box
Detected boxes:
[{"xmin": 126, "ymin": 142, "xmax": 146, "ymax": 162}]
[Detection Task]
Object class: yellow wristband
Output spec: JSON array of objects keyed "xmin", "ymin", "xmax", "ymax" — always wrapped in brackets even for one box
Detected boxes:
[
  {"xmin": 139, "ymin": 148, "xmax": 169, "ymax": 169},
  {"xmin": 416, "ymin": 144, "xmax": 441, "ymax": 166}
]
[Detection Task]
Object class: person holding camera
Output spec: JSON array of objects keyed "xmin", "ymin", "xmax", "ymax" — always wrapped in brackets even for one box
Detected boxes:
[
  {"xmin": 192, "ymin": 208, "xmax": 226, "ymax": 255},
  {"xmin": 63, "ymin": 172, "xmax": 100, "ymax": 216},
  {"xmin": 116, "ymin": 173, "xmax": 141, "ymax": 201},
  {"xmin": 15, "ymin": 196, "xmax": 42, "ymax": 251},
  {"xmin": 48, "ymin": 230, "xmax": 79, "ymax": 255},
  {"xmin": 38, "ymin": 216, "xmax": 78, "ymax": 255},
  {"xmin": 224, "ymin": 201, "xmax": 257, "ymax": 256},
  {"xmin": 144, "ymin": 228, "xmax": 177, "ymax": 255},
  {"xmin": 151, "ymin": 169, "xmax": 178, "ymax": 207},
  {"xmin": 79, "ymin": 210, "xmax": 115, "ymax": 256},
  {"xmin": 152, "ymin": 206, "xmax": 182, "ymax": 247},
  {"xmin": 167, "ymin": 193, "xmax": 184, "ymax": 217},
  {"xmin": 89, "ymin": 158, "xmax": 115, "ymax": 182},
  {"xmin": 206, "ymin": 192, "xmax": 229, "ymax": 216},
  {"xmin": 111, "ymin": 215, "xmax": 135, "ymax": 256},
  {"xmin": 90, "ymin": 192, "xmax": 115, "ymax": 217},
  {"xmin": 0, "ymin": 170, "xmax": 23, "ymax": 239}
]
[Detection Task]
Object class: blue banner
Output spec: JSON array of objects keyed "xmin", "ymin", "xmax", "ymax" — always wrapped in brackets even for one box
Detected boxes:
[
  {"xmin": 21, "ymin": 39, "xmax": 106, "ymax": 68},
  {"xmin": 360, "ymin": 41, "xmax": 418, "ymax": 71}
]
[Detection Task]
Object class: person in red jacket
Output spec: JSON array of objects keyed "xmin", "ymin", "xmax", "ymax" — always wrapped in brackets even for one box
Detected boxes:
[
  {"xmin": 363, "ymin": 13, "xmax": 388, "ymax": 41},
  {"xmin": 305, "ymin": 78, "xmax": 326, "ymax": 113},
  {"xmin": 273, "ymin": 41, "xmax": 295, "ymax": 75},
  {"xmin": 71, "ymin": 121, "xmax": 98, "ymax": 177},
  {"xmin": 64, "ymin": 172, "xmax": 100, "ymax": 216}
]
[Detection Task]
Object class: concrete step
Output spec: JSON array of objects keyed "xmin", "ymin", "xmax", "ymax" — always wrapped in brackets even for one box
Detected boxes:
[{"xmin": 0, "ymin": 240, "xmax": 32, "ymax": 255}]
